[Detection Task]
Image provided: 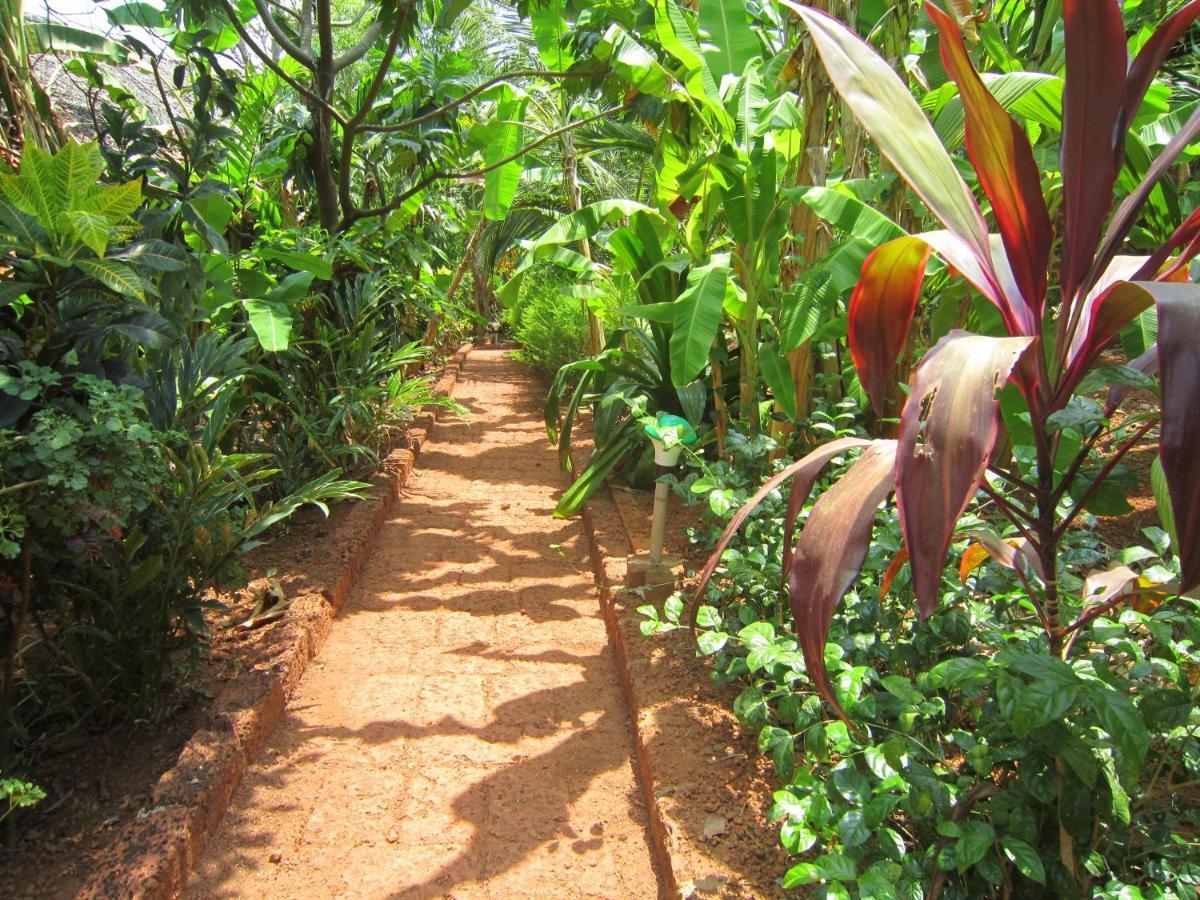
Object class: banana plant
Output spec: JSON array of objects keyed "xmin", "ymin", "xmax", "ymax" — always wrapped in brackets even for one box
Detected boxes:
[{"xmin": 697, "ymin": 0, "xmax": 1200, "ymax": 741}]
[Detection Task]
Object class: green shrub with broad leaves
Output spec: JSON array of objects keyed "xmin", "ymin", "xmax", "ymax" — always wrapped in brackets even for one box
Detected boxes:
[
  {"xmin": 643, "ymin": 432, "xmax": 1200, "ymax": 898},
  {"xmin": 508, "ymin": 268, "xmax": 592, "ymax": 375}
]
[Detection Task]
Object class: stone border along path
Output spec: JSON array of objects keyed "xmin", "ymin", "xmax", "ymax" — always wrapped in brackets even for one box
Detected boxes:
[{"xmin": 185, "ymin": 350, "xmax": 664, "ymax": 899}]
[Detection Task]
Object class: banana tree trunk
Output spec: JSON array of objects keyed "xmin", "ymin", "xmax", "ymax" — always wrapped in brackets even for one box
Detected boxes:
[
  {"xmin": 561, "ymin": 127, "xmax": 604, "ymax": 355},
  {"xmin": 773, "ymin": 0, "xmax": 837, "ymax": 451},
  {"xmin": 0, "ymin": 0, "xmax": 66, "ymax": 156}
]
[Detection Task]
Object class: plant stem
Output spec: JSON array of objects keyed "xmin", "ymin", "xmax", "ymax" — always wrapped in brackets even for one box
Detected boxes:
[{"xmin": 1053, "ymin": 420, "xmax": 1157, "ymax": 541}]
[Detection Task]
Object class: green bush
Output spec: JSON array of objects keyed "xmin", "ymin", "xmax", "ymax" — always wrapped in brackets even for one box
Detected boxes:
[
  {"xmin": 647, "ymin": 445, "xmax": 1200, "ymax": 899},
  {"xmin": 508, "ymin": 270, "xmax": 591, "ymax": 374}
]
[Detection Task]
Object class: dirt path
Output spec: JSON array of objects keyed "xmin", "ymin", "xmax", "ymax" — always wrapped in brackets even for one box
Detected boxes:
[{"xmin": 187, "ymin": 350, "xmax": 661, "ymax": 899}]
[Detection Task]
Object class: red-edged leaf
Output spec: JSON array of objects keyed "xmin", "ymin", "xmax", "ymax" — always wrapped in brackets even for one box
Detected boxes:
[
  {"xmin": 789, "ymin": 440, "xmax": 897, "ymax": 722},
  {"xmin": 1090, "ymin": 104, "xmax": 1200, "ymax": 291},
  {"xmin": 896, "ymin": 331, "xmax": 1033, "ymax": 615},
  {"xmin": 785, "ymin": 2, "xmax": 992, "ymax": 264},
  {"xmin": 1060, "ymin": 0, "xmax": 1127, "ymax": 304},
  {"xmin": 1154, "ymin": 282, "xmax": 1200, "ymax": 591},
  {"xmin": 780, "ymin": 439, "xmax": 878, "ymax": 587},
  {"xmin": 1060, "ymin": 278, "xmax": 1155, "ymax": 401},
  {"xmin": 692, "ymin": 437, "xmax": 873, "ymax": 605},
  {"xmin": 880, "ymin": 545, "xmax": 910, "ymax": 602},
  {"xmin": 927, "ymin": 2, "xmax": 1051, "ymax": 321},
  {"xmin": 918, "ymin": 230, "xmax": 1022, "ymax": 331},
  {"xmin": 964, "ymin": 528, "xmax": 1045, "ymax": 580},
  {"xmin": 1081, "ymin": 565, "xmax": 1139, "ymax": 606},
  {"xmin": 848, "ymin": 236, "xmax": 931, "ymax": 415},
  {"xmin": 1135, "ymin": 202, "xmax": 1200, "ymax": 282},
  {"xmin": 1122, "ymin": 0, "xmax": 1200, "ymax": 138}
]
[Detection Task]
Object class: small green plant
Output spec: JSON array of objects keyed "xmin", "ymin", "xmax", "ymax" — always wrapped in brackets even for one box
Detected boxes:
[{"xmin": 0, "ymin": 773, "xmax": 43, "ymax": 824}]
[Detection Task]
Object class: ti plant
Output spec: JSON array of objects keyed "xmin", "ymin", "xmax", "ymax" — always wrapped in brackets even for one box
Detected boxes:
[{"xmin": 699, "ymin": 2, "xmax": 1200, "ymax": 734}]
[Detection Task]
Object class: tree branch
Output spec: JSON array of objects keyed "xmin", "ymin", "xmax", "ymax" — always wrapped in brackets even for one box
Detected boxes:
[
  {"xmin": 251, "ymin": 0, "xmax": 314, "ymax": 67},
  {"xmin": 299, "ymin": 0, "xmax": 314, "ymax": 49},
  {"xmin": 332, "ymin": 20, "xmax": 382, "ymax": 72},
  {"xmin": 215, "ymin": 0, "xmax": 346, "ymax": 126},
  {"xmin": 448, "ymin": 106, "xmax": 620, "ymax": 180},
  {"xmin": 1053, "ymin": 419, "xmax": 1157, "ymax": 540},
  {"xmin": 343, "ymin": 106, "xmax": 620, "ymax": 228},
  {"xmin": 359, "ymin": 70, "xmax": 585, "ymax": 134},
  {"xmin": 337, "ymin": 4, "xmax": 412, "ymax": 218}
]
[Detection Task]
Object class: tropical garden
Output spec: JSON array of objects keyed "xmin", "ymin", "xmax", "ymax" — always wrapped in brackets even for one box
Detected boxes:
[{"xmin": 0, "ymin": 0, "xmax": 1198, "ymax": 895}]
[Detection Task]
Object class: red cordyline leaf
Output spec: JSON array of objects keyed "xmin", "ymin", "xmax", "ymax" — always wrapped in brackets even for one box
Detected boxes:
[
  {"xmin": 1058, "ymin": 278, "xmax": 1154, "ymax": 404},
  {"xmin": 896, "ymin": 331, "xmax": 1034, "ymax": 615},
  {"xmin": 789, "ymin": 440, "xmax": 897, "ymax": 723},
  {"xmin": 784, "ymin": 2, "xmax": 992, "ymax": 265},
  {"xmin": 848, "ymin": 236, "xmax": 931, "ymax": 415},
  {"xmin": 1121, "ymin": 0, "xmax": 1200, "ymax": 145},
  {"xmin": 1135, "ymin": 203, "xmax": 1200, "ymax": 282},
  {"xmin": 1059, "ymin": 0, "xmax": 1126, "ymax": 305},
  {"xmin": 1087, "ymin": 104, "xmax": 1200, "ymax": 295},
  {"xmin": 1081, "ymin": 565, "xmax": 1140, "ymax": 606},
  {"xmin": 691, "ymin": 437, "xmax": 872, "ymax": 606},
  {"xmin": 1154, "ymin": 283, "xmax": 1200, "ymax": 592},
  {"xmin": 927, "ymin": 1, "xmax": 1051, "ymax": 321},
  {"xmin": 965, "ymin": 527, "xmax": 1046, "ymax": 581}
]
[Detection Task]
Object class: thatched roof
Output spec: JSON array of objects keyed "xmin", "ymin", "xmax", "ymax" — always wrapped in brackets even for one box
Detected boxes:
[{"xmin": 33, "ymin": 54, "xmax": 184, "ymax": 140}]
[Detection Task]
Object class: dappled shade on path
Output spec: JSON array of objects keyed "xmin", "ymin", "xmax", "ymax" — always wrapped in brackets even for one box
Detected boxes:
[{"xmin": 187, "ymin": 350, "xmax": 660, "ymax": 899}]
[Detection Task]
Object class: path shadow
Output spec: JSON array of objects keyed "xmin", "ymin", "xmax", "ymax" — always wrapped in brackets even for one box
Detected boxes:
[{"xmin": 298, "ymin": 646, "xmax": 647, "ymax": 897}]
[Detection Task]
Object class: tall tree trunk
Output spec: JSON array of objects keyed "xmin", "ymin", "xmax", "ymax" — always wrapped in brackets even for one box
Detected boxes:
[
  {"xmin": 773, "ymin": 0, "xmax": 837, "ymax": 452},
  {"xmin": 311, "ymin": 0, "xmax": 341, "ymax": 232}
]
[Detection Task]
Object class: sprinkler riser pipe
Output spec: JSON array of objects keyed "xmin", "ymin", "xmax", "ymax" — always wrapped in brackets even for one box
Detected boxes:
[{"xmin": 649, "ymin": 478, "xmax": 670, "ymax": 565}]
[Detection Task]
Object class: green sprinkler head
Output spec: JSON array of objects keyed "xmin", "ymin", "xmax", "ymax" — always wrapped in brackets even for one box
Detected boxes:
[{"xmin": 643, "ymin": 413, "xmax": 696, "ymax": 466}]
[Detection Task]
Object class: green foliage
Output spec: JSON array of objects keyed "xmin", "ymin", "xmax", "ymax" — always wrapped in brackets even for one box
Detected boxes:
[
  {"xmin": 0, "ymin": 370, "xmax": 369, "ymax": 732},
  {"xmin": 508, "ymin": 268, "xmax": 591, "ymax": 374},
  {"xmin": 0, "ymin": 773, "xmax": 43, "ymax": 823},
  {"xmin": 659, "ymin": 440, "xmax": 1200, "ymax": 897}
]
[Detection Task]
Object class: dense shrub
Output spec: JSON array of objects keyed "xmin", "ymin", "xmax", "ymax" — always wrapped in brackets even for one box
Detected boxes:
[
  {"xmin": 645, "ymin": 436, "xmax": 1200, "ymax": 898},
  {"xmin": 508, "ymin": 269, "xmax": 591, "ymax": 374}
]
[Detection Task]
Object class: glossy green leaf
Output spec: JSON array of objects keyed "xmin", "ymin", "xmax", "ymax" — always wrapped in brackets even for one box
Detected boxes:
[
  {"xmin": 698, "ymin": 0, "xmax": 758, "ymax": 85},
  {"xmin": 670, "ymin": 255, "xmax": 729, "ymax": 386},
  {"xmin": 243, "ymin": 299, "xmax": 293, "ymax": 352},
  {"xmin": 483, "ymin": 92, "xmax": 528, "ymax": 221},
  {"xmin": 73, "ymin": 258, "xmax": 144, "ymax": 300}
]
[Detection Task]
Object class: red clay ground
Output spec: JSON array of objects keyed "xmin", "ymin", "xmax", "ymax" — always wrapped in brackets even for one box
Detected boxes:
[{"xmin": 186, "ymin": 350, "xmax": 661, "ymax": 898}]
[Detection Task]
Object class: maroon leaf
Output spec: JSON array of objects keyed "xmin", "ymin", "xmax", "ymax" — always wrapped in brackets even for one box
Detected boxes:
[
  {"xmin": 1154, "ymin": 283, "xmax": 1200, "ymax": 591},
  {"xmin": 786, "ymin": 2, "xmax": 991, "ymax": 262},
  {"xmin": 927, "ymin": 1, "xmax": 1051, "ymax": 321},
  {"xmin": 1089, "ymin": 104, "xmax": 1200, "ymax": 292},
  {"xmin": 848, "ymin": 236, "xmax": 931, "ymax": 415},
  {"xmin": 966, "ymin": 528, "xmax": 1046, "ymax": 581},
  {"xmin": 1122, "ymin": 0, "xmax": 1200, "ymax": 141},
  {"xmin": 789, "ymin": 440, "xmax": 897, "ymax": 722},
  {"xmin": 1081, "ymin": 565, "xmax": 1140, "ymax": 606},
  {"xmin": 692, "ymin": 437, "xmax": 873, "ymax": 605},
  {"xmin": 1060, "ymin": 0, "xmax": 1127, "ymax": 305},
  {"xmin": 1134, "ymin": 206, "xmax": 1200, "ymax": 281},
  {"xmin": 896, "ymin": 331, "xmax": 1034, "ymax": 615},
  {"xmin": 1060, "ymin": 279, "xmax": 1155, "ymax": 403}
]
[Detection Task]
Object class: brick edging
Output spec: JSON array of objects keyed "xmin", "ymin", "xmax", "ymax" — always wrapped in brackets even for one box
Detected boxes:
[
  {"xmin": 80, "ymin": 344, "xmax": 474, "ymax": 900},
  {"xmin": 578, "ymin": 495, "xmax": 680, "ymax": 899}
]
